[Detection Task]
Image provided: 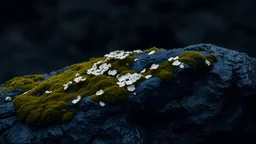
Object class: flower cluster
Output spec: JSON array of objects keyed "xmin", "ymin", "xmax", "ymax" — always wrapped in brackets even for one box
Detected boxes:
[
  {"xmin": 87, "ymin": 61, "xmax": 111, "ymax": 76},
  {"xmin": 168, "ymin": 56, "xmax": 184, "ymax": 68},
  {"xmin": 74, "ymin": 73, "xmax": 86, "ymax": 83},
  {"xmin": 117, "ymin": 73, "xmax": 142, "ymax": 91},
  {"xmin": 104, "ymin": 50, "xmax": 131, "ymax": 60}
]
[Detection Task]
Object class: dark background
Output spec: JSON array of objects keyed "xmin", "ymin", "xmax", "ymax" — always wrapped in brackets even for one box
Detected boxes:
[{"xmin": 0, "ymin": 0, "xmax": 256, "ymax": 84}]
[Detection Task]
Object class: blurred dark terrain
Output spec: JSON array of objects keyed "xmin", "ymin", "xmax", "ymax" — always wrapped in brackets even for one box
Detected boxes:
[{"xmin": 0, "ymin": 0, "xmax": 256, "ymax": 83}]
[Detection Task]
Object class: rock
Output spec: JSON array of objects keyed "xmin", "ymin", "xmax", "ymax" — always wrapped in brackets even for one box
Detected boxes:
[{"xmin": 1, "ymin": 44, "xmax": 256, "ymax": 143}]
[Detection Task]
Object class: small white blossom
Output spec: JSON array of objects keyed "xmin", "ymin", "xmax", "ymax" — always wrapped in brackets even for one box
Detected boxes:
[
  {"xmin": 63, "ymin": 81, "xmax": 73, "ymax": 90},
  {"xmin": 133, "ymin": 92, "xmax": 136, "ymax": 95},
  {"xmin": 140, "ymin": 68, "xmax": 146, "ymax": 73},
  {"xmin": 87, "ymin": 62, "xmax": 111, "ymax": 76},
  {"xmin": 99, "ymin": 101, "xmax": 105, "ymax": 107},
  {"xmin": 74, "ymin": 76, "xmax": 86, "ymax": 83},
  {"xmin": 108, "ymin": 70, "xmax": 117, "ymax": 76},
  {"xmin": 145, "ymin": 75, "xmax": 152, "ymax": 79},
  {"xmin": 179, "ymin": 63, "xmax": 184, "ymax": 68},
  {"xmin": 104, "ymin": 50, "xmax": 131, "ymax": 60},
  {"xmin": 168, "ymin": 56, "xmax": 179, "ymax": 62},
  {"xmin": 116, "ymin": 74, "xmax": 119, "ymax": 78},
  {"xmin": 134, "ymin": 58, "xmax": 139, "ymax": 61},
  {"xmin": 5, "ymin": 96, "xmax": 12, "ymax": 102},
  {"xmin": 23, "ymin": 92, "xmax": 27, "ymax": 94},
  {"xmin": 127, "ymin": 84, "xmax": 136, "ymax": 92},
  {"xmin": 96, "ymin": 89, "xmax": 104, "ymax": 95},
  {"xmin": 205, "ymin": 60, "xmax": 211, "ymax": 66},
  {"xmin": 148, "ymin": 50, "xmax": 155, "ymax": 55},
  {"xmin": 75, "ymin": 73, "xmax": 80, "ymax": 77},
  {"xmin": 172, "ymin": 60, "xmax": 181, "ymax": 66},
  {"xmin": 117, "ymin": 73, "xmax": 142, "ymax": 87},
  {"xmin": 174, "ymin": 56, "xmax": 179, "ymax": 60},
  {"xmin": 150, "ymin": 64, "xmax": 159, "ymax": 70},
  {"xmin": 117, "ymin": 82, "xmax": 126, "ymax": 87},
  {"xmin": 133, "ymin": 50, "xmax": 143, "ymax": 53},
  {"xmin": 45, "ymin": 90, "xmax": 52, "ymax": 94},
  {"xmin": 72, "ymin": 95, "xmax": 81, "ymax": 104}
]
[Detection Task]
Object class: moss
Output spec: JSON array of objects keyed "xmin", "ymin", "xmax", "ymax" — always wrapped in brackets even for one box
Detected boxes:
[
  {"xmin": 62, "ymin": 108, "xmax": 77, "ymax": 122},
  {"xmin": 145, "ymin": 61, "xmax": 174, "ymax": 82},
  {"xmin": 90, "ymin": 86, "xmax": 129, "ymax": 103},
  {"xmin": 143, "ymin": 46, "xmax": 165, "ymax": 52},
  {"xmin": 178, "ymin": 51, "xmax": 216, "ymax": 71},
  {"xmin": 1, "ymin": 74, "xmax": 44, "ymax": 92},
  {"xmin": 3, "ymin": 48, "xmax": 217, "ymax": 126}
]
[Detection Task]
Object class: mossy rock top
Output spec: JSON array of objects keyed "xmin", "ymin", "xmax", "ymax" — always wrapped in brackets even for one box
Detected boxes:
[{"xmin": 0, "ymin": 47, "xmax": 217, "ymax": 126}]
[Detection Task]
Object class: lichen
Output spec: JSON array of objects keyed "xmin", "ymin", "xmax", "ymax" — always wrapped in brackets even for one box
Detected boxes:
[{"xmin": 0, "ymin": 48, "xmax": 217, "ymax": 126}]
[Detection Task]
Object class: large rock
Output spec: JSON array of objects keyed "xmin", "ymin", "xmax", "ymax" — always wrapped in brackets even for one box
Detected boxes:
[{"xmin": 0, "ymin": 44, "xmax": 256, "ymax": 144}]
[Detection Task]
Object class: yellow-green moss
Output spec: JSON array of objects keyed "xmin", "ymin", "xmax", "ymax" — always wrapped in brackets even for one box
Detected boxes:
[
  {"xmin": 1, "ymin": 48, "xmax": 217, "ymax": 126},
  {"xmin": 143, "ymin": 46, "xmax": 165, "ymax": 52},
  {"xmin": 90, "ymin": 86, "xmax": 129, "ymax": 103},
  {"xmin": 1, "ymin": 74, "xmax": 44, "ymax": 92},
  {"xmin": 178, "ymin": 51, "xmax": 216, "ymax": 71},
  {"xmin": 145, "ymin": 61, "xmax": 174, "ymax": 82}
]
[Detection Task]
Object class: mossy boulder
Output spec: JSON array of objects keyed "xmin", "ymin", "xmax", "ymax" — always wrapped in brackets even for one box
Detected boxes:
[
  {"xmin": 0, "ymin": 46, "xmax": 217, "ymax": 126},
  {"xmin": 2, "ymin": 44, "xmax": 256, "ymax": 144}
]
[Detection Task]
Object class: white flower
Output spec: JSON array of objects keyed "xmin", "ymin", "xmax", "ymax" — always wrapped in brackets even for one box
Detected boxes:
[
  {"xmin": 140, "ymin": 68, "xmax": 146, "ymax": 73},
  {"xmin": 99, "ymin": 101, "xmax": 105, "ymax": 107},
  {"xmin": 117, "ymin": 82, "xmax": 126, "ymax": 87},
  {"xmin": 179, "ymin": 63, "xmax": 184, "ymax": 68},
  {"xmin": 205, "ymin": 60, "xmax": 211, "ymax": 66},
  {"xmin": 172, "ymin": 60, "xmax": 181, "ymax": 66},
  {"xmin": 133, "ymin": 50, "xmax": 143, "ymax": 53},
  {"xmin": 108, "ymin": 70, "xmax": 117, "ymax": 76},
  {"xmin": 174, "ymin": 56, "xmax": 179, "ymax": 60},
  {"xmin": 96, "ymin": 89, "xmax": 104, "ymax": 95},
  {"xmin": 134, "ymin": 58, "xmax": 139, "ymax": 61},
  {"xmin": 148, "ymin": 50, "xmax": 155, "ymax": 55},
  {"xmin": 117, "ymin": 73, "xmax": 142, "ymax": 87},
  {"xmin": 87, "ymin": 62, "xmax": 111, "ymax": 76},
  {"xmin": 133, "ymin": 92, "xmax": 136, "ymax": 95},
  {"xmin": 150, "ymin": 64, "xmax": 159, "ymax": 70},
  {"xmin": 145, "ymin": 75, "xmax": 152, "ymax": 79},
  {"xmin": 45, "ymin": 90, "xmax": 52, "ymax": 94},
  {"xmin": 127, "ymin": 84, "xmax": 136, "ymax": 92},
  {"xmin": 104, "ymin": 50, "xmax": 131, "ymax": 60},
  {"xmin": 74, "ymin": 76, "xmax": 86, "ymax": 83},
  {"xmin": 23, "ymin": 92, "xmax": 27, "ymax": 94},
  {"xmin": 63, "ymin": 81, "xmax": 73, "ymax": 90},
  {"xmin": 5, "ymin": 96, "xmax": 12, "ymax": 102},
  {"xmin": 72, "ymin": 95, "xmax": 81, "ymax": 104},
  {"xmin": 168, "ymin": 56, "xmax": 179, "ymax": 62},
  {"xmin": 75, "ymin": 73, "xmax": 80, "ymax": 77},
  {"xmin": 116, "ymin": 74, "xmax": 119, "ymax": 78}
]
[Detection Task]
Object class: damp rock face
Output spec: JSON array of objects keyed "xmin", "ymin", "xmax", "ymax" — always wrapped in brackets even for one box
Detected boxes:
[{"xmin": 1, "ymin": 44, "xmax": 256, "ymax": 144}]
